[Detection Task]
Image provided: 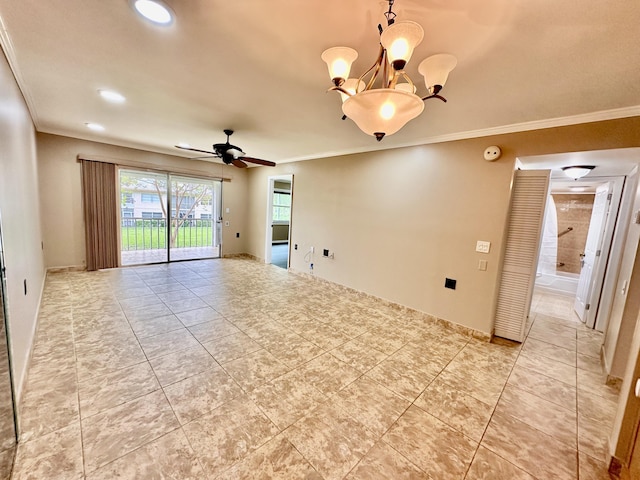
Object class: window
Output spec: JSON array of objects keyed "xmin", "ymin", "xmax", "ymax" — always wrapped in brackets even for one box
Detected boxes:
[
  {"xmin": 121, "ymin": 192, "xmax": 133, "ymax": 205},
  {"xmin": 273, "ymin": 191, "xmax": 291, "ymax": 223},
  {"xmin": 172, "ymin": 195, "xmax": 195, "ymax": 208},
  {"xmin": 141, "ymin": 193, "xmax": 160, "ymax": 203},
  {"xmin": 121, "ymin": 209, "xmax": 134, "ymax": 227},
  {"xmin": 200, "ymin": 214, "xmax": 212, "ymax": 219},
  {"xmin": 141, "ymin": 212, "xmax": 164, "ymax": 219}
]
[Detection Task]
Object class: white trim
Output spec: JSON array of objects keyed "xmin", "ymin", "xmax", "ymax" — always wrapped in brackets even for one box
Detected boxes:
[
  {"xmin": 279, "ymin": 106, "xmax": 640, "ymax": 164},
  {"xmin": 265, "ymin": 174, "xmax": 293, "ymax": 267},
  {"xmin": 265, "ymin": 178, "xmax": 274, "ymax": 264},
  {"xmin": 13, "ymin": 269, "xmax": 46, "ymax": 439},
  {"xmin": 0, "ymin": 14, "xmax": 40, "ymax": 128}
]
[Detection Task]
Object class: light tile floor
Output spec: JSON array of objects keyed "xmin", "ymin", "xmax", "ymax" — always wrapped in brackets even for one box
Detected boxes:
[{"xmin": 11, "ymin": 259, "xmax": 620, "ymax": 479}]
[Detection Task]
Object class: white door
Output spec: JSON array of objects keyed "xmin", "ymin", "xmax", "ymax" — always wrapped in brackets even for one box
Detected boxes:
[{"xmin": 574, "ymin": 183, "xmax": 612, "ymax": 323}]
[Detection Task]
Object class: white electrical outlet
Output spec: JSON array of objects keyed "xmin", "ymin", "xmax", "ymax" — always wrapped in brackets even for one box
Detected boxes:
[{"xmin": 475, "ymin": 241, "xmax": 491, "ymax": 254}]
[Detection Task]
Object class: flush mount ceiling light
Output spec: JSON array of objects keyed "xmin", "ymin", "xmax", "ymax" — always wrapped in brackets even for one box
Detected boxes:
[
  {"xmin": 562, "ymin": 165, "xmax": 596, "ymax": 180},
  {"xmin": 321, "ymin": 0, "xmax": 457, "ymax": 141},
  {"xmin": 85, "ymin": 122, "xmax": 105, "ymax": 132},
  {"xmin": 98, "ymin": 89, "xmax": 126, "ymax": 104},
  {"xmin": 132, "ymin": 0, "xmax": 174, "ymax": 26}
]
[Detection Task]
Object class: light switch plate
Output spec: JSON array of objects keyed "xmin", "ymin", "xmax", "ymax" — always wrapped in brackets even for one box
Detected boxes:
[
  {"xmin": 476, "ymin": 241, "xmax": 491, "ymax": 254},
  {"xmin": 478, "ymin": 260, "xmax": 488, "ymax": 271}
]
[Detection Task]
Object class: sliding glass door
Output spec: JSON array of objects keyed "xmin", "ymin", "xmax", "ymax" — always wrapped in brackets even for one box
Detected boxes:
[
  {"xmin": 119, "ymin": 169, "xmax": 222, "ymax": 266},
  {"xmin": 169, "ymin": 176, "xmax": 222, "ymax": 261},
  {"xmin": 120, "ymin": 170, "xmax": 168, "ymax": 265}
]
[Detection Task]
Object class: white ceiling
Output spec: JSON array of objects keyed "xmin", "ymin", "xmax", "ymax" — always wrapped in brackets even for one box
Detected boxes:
[{"xmin": 0, "ymin": 0, "xmax": 639, "ymax": 166}]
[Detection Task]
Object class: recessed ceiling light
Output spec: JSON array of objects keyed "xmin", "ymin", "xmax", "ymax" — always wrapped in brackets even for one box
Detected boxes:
[
  {"xmin": 132, "ymin": 0, "xmax": 174, "ymax": 25},
  {"xmin": 177, "ymin": 142, "xmax": 191, "ymax": 148},
  {"xmin": 98, "ymin": 89, "xmax": 126, "ymax": 103},
  {"xmin": 85, "ymin": 122, "xmax": 105, "ymax": 132}
]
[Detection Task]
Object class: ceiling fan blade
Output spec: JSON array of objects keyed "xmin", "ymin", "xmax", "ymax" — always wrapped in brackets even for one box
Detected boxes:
[
  {"xmin": 175, "ymin": 145, "xmax": 219, "ymax": 156},
  {"xmin": 231, "ymin": 159, "xmax": 248, "ymax": 168},
  {"xmin": 241, "ymin": 157, "xmax": 276, "ymax": 167}
]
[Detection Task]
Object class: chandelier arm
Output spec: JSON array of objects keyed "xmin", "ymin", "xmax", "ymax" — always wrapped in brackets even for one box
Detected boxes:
[
  {"xmin": 401, "ymin": 71, "xmax": 416, "ymax": 91},
  {"xmin": 383, "ymin": 50, "xmax": 390, "ymax": 87},
  {"xmin": 360, "ymin": 44, "xmax": 385, "ymax": 91},
  {"xmin": 327, "ymin": 86, "xmax": 352, "ymax": 97},
  {"xmin": 421, "ymin": 93, "xmax": 448, "ymax": 103},
  {"xmin": 388, "ymin": 71, "xmax": 401, "ymax": 89}
]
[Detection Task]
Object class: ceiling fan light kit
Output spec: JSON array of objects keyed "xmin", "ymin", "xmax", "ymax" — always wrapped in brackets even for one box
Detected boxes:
[{"xmin": 322, "ymin": 0, "xmax": 457, "ymax": 141}]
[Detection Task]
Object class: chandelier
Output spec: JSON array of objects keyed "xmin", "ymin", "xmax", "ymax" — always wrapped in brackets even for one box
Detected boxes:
[{"xmin": 321, "ymin": 0, "xmax": 457, "ymax": 141}]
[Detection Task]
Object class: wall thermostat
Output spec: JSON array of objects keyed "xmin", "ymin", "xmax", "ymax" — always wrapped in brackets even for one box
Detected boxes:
[{"xmin": 484, "ymin": 146, "xmax": 502, "ymax": 161}]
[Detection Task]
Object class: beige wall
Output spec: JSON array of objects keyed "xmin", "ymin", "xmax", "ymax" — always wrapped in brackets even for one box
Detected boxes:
[
  {"xmin": 0, "ymin": 50, "xmax": 46, "ymax": 405},
  {"xmin": 36, "ymin": 133, "xmax": 249, "ymax": 269},
  {"xmin": 245, "ymin": 118, "xmax": 640, "ymax": 335}
]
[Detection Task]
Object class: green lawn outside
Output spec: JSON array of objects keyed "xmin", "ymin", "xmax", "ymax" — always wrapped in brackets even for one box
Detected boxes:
[{"xmin": 121, "ymin": 225, "xmax": 214, "ymax": 250}]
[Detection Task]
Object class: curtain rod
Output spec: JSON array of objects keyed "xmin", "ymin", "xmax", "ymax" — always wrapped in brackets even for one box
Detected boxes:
[{"xmin": 77, "ymin": 153, "xmax": 233, "ymax": 181}]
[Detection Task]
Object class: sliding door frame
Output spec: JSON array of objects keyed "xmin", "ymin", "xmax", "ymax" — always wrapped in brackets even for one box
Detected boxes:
[{"xmin": 118, "ymin": 166, "xmax": 222, "ymax": 265}]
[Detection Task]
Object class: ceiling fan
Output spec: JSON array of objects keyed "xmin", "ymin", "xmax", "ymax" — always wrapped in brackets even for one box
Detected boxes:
[{"xmin": 175, "ymin": 130, "xmax": 276, "ymax": 168}]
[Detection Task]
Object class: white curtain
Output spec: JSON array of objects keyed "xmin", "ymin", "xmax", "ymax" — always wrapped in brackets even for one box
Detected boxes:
[{"xmin": 537, "ymin": 195, "xmax": 558, "ymax": 276}]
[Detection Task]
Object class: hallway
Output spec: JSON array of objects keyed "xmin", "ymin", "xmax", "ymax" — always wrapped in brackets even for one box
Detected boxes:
[{"xmin": 11, "ymin": 258, "xmax": 618, "ymax": 479}]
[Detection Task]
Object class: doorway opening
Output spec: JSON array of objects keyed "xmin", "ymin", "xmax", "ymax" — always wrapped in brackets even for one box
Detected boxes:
[
  {"xmin": 264, "ymin": 175, "xmax": 293, "ymax": 269},
  {"xmin": 534, "ymin": 176, "xmax": 625, "ymax": 331},
  {"xmin": 119, "ymin": 169, "xmax": 222, "ymax": 266}
]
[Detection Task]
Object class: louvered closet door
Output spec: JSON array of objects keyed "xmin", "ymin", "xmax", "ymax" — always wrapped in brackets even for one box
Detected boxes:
[{"xmin": 494, "ymin": 169, "xmax": 550, "ymax": 342}]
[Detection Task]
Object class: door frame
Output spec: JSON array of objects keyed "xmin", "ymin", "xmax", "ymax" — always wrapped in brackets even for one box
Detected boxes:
[
  {"xmin": 118, "ymin": 167, "xmax": 222, "ymax": 265},
  {"xmin": 582, "ymin": 176, "xmax": 625, "ymax": 329},
  {"xmin": 571, "ymin": 176, "xmax": 625, "ymax": 328},
  {"xmin": 264, "ymin": 174, "xmax": 293, "ymax": 266},
  {"xmin": 533, "ymin": 175, "xmax": 626, "ymax": 332}
]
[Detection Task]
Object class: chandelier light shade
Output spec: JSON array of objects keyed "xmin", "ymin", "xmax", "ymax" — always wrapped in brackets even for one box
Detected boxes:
[
  {"xmin": 321, "ymin": 0, "xmax": 457, "ymax": 141},
  {"xmin": 380, "ymin": 21, "xmax": 424, "ymax": 70},
  {"xmin": 418, "ymin": 54, "xmax": 458, "ymax": 94},
  {"xmin": 562, "ymin": 165, "xmax": 596, "ymax": 180},
  {"xmin": 321, "ymin": 47, "xmax": 358, "ymax": 86},
  {"xmin": 343, "ymin": 89, "xmax": 425, "ymax": 140}
]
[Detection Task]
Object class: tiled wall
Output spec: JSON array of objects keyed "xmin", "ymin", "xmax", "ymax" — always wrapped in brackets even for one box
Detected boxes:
[{"xmin": 552, "ymin": 194, "xmax": 595, "ymax": 274}]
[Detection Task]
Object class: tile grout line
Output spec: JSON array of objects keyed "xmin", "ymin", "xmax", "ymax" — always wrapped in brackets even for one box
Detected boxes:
[
  {"xmin": 464, "ymin": 312, "xmax": 572, "ymax": 479},
  {"xmin": 69, "ymin": 274, "xmax": 88, "ymax": 479}
]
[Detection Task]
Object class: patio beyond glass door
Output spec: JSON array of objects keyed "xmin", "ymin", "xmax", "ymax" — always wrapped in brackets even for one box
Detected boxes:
[
  {"xmin": 169, "ymin": 176, "xmax": 221, "ymax": 261},
  {"xmin": 120, "ymin": 170, "xmax": 168, "ymax": 265},
  {"xmin": 120, "ymin": 169, "xmax": 221, "ymax": 265}
]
